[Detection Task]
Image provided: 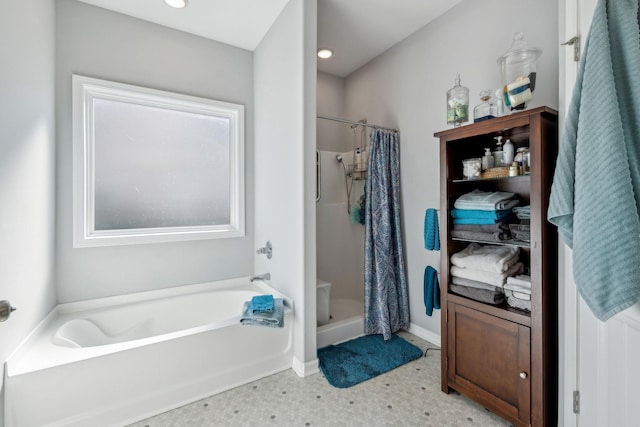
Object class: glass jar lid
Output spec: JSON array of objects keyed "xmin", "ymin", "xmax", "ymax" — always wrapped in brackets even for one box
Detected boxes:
[{"xmin": 497, "ymin": 32, "xmax": 541, "ymax": 67}]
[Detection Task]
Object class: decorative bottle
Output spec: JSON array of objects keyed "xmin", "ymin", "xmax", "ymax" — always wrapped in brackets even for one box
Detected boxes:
[
  {"xmin": 473, "ymin": 90, "xmax": 497, "ymax": 122},
  {"xmin": 493, "ymin": 136, "xmax": 504, "ymax": 166},
  {"xmin": 446, "ymin": 74, "xmax": 469, "ymax": 127}
]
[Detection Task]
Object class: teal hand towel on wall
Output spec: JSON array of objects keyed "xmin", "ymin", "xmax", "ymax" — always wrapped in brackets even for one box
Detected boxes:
[
  {"xmin": 548, "ymin": 0, "xmax": 640, "ymax": 320},
  {"xmin": 423, "ymin": 266, "xmax": 440, "ymax": 316},
  {"xmin": 424, "ymin": 209, "xmax": 440, "ymax": 251}
]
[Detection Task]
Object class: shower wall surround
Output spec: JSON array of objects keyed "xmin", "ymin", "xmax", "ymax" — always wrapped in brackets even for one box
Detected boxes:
[
  {"xmin": 55, "ymin": 0, "xmax": 255, "ymax": 302},
  {"xmin": 317, "ymin": 71, "xmax": 366, "ymax": 305},
  {"xmin": 316, "ymin": 150, "xmax": 366, "ymax": 302}
]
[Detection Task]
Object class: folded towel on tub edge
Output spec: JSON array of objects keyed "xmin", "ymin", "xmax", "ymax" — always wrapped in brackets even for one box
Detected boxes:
[{"xmin": 241, "ymin": 298, "xmax": 284, "ymax": 328}]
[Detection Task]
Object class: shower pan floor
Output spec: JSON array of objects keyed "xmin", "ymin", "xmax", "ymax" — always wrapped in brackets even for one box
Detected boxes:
[
  {"xmin": 327, "ymin": 298, "xmax": 363, "ymax": 322},
  {"xmin": 317, "ymin": 298, "xmax": 364, "ymax": 349}
]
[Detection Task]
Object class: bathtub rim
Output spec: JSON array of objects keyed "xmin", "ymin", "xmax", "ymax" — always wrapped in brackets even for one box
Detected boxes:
[{"xmin": 6, "ymin": 276, "xmax": 293, "ymax": 377}]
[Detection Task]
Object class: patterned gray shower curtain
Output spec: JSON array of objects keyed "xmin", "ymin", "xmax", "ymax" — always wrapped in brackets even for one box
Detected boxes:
[{"xmin": 364, "ymin": 129, "xmax": 410, "ymax": 340}]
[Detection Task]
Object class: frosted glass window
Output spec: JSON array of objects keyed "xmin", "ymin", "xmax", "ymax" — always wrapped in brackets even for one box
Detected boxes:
[{"xmin": 73, "ymin": 75, "xmax": 244, "ymax": 247}]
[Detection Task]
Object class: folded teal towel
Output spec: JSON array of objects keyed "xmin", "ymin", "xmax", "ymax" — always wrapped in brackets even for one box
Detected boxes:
[
  {"xmin": 424, "ymin": 266, "xmax": 440, "ymax": 316},
  {"xmin": 251, "ymin": 294, "xmax": 274, "ymax": 314},
  {"xmin": 548, "ymin": 0, "xmax": 640, "ymax": 320},
  {"xmin": 451, "ymin": 208, "xmax": 512, "ymax": 220},
  {"xmin": 241, "ymin": 298, "xmax": 284, "ymax": 328},
  {"xmin": 424, "ymin": 209, "xmax": 440, "ymax": 251}
]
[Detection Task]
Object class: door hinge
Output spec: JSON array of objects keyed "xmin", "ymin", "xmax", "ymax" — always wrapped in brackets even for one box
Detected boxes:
[
  {"xmin": 446, "ymin": 356, "xmax": 449, "ymax": 370},
  {"xmin": 561, "ymin": 36, "xmax": 581, "ymax": 62},
  {"xmin": 573, "ymin": 390, "xmax": 580, "ymax": 414},
  {"xmin": 446, "ymin": 308, "xmax": 448, "ymax": 323}
]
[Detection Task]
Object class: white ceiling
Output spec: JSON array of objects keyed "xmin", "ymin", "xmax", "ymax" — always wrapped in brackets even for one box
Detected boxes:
[
  {"xmin": 75, "ymin": 0, "xmax": 290, "ymax": 51},
  {"xmin": 317, "ymin": 0, "xmax": 462, "ymax": 77},
  {"xmin": 76, "ymin": 0, "xmax": 462, "ymax": 77}
]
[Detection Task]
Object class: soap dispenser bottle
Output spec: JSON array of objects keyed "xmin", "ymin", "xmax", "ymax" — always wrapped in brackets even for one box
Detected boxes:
[
  {"xmin": 354, "ymin": 146, "xmax": 363, "ymax": 171},
  {"xmin": 503, "ymin": 138, "xmax": 514, "ymax": 165},
  {"xmin": 493, "ymin": 136, "xmax": 504, "ymax": 166},
  {"xmin": 482, "ymin": 147, "xmax": 495, "ymax": 171}
]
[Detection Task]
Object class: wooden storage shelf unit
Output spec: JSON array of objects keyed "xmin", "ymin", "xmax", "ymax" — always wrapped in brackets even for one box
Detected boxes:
[{"xmin": 435, "ymin": 107, "xmax": 558, "ymax": 427}]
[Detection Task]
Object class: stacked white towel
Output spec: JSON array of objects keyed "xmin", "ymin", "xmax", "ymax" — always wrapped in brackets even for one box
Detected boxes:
[
  {"xmin": 449, "ymin": 242, "xmax": 530, "ymax": 307},
  {"xmin": 451, "ymin": 262, "xmax": 524, "ymax": 287},
  {"xmin": 505, "ymin": 274, "xmax": 532, "ymax": 310},
  {"xmin": 450, "ymin": 243, "xmax": 519, "ymax": 273},
  {"xmin": 506, "ymin": 274, "xmax": 531, "ymax": 290},
  {"xmin": 449, "ymin": 242, "xmax": 524, "ymax": 287}
]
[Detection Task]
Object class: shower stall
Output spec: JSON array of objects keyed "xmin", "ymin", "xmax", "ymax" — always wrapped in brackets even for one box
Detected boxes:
[
  {"xmin": 315, "ymin": 116, "xmax": 367, "ymax": 347},
  {"xmin": 315, "ymin": 115, "xmax": 398, "ymax": 348}
]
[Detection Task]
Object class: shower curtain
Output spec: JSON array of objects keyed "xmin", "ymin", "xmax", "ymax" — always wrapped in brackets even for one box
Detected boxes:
[{"xmin": 364, "ymin": 128, "xmax": 409, "ymax": 340}]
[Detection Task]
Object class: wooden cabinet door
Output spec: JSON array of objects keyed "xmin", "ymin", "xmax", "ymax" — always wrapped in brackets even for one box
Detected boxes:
[{"xmin": 447, "ymin": 302, "xmax": 531, "ymax": 427}]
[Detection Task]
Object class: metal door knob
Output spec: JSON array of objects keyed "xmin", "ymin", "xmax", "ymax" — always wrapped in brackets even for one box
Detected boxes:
[
  {"xmin": 519, "ymin": 372, "xmax": 528, "ymax": 379},
  {"xmin": 0, "ymin": 300, "xmax": 16, "ymax": 322}
]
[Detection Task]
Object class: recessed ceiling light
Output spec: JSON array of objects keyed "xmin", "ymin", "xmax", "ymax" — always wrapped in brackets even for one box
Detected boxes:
[
  {"xmin": 164, "ymin": 0, "xmax": 188, "ymax": 8},
  {"xmin": 317, "ymin": 48, "xmax": 333, "ymax": 59}
]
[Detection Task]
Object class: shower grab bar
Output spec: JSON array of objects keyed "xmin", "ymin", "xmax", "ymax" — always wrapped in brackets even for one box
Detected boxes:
[{"xmin": 316, "ymin": 150, "xmax": 321, "ymax": 202}]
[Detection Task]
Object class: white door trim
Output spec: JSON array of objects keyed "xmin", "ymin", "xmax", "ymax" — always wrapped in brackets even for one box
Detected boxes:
[{"xmin": 558, "ymin": 0, "xmax": 579, "ymax": 425}]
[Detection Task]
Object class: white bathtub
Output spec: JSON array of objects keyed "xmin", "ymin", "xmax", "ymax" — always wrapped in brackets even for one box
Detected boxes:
[{"xmin": 4, "ymin": 277, "xmax": 294, "ymax": 427}]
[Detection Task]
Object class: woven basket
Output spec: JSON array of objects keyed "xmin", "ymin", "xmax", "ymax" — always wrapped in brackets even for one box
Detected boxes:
[{"xmin": 481, "ymin": 167, "xmax": 509, "ymax": 179}]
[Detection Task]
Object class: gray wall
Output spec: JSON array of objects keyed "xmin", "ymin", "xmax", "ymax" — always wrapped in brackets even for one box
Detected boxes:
[
  {"xmin": 341, "ymin": 0, "xmax": 559, "ymax": 338},
  {"xmin": 254, "ymin": 0, "xmax": 318, "ymax": 372},
  {"xmin": 316, "ymin": 71, "xmax": 348, "ymax": 152},
  {"xmin": 55, "ymin": 0, "xmax": 255, "ymax": 302},
  {"xmin": 0, "ymin": 0, "xmax": 57, "ymax": 418}
]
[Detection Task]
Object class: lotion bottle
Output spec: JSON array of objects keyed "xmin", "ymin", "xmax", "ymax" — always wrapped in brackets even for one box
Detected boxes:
[
  {"xmin": 482, "ymin": 148, "xmax": 494, "ymax": 171},
  {"xmin": 503, "ymin": 138, "xmax": 514, "ymax": 165},
  {"xmin": 493, "ymin": 136, "xmax": 504, "ymax": 166}
]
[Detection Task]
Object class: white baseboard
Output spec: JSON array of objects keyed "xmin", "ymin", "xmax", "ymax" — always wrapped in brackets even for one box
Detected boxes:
[
  {"xmin": 292, "ymin": 356, "xmax": 319, "ymax": 377},
  {"xmin": 407, "ymin": 323, "xmax": 441, "ymax": 347}
]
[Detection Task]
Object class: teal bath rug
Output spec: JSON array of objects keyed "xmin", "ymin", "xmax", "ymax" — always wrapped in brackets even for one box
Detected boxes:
[{"xmin": 317, "ymin": 334, "xmax": 423, "ymax": 388}]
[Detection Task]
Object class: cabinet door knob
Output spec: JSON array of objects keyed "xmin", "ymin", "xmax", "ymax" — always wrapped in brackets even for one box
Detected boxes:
[{"xmin": 519, "ymin": 372, "xmax": 528, "ymax": 379}]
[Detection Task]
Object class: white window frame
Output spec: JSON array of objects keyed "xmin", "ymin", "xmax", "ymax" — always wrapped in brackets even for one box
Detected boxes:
[{"xmin": 72, "ymin": 75, "xmax": 245, "ymax": 247}]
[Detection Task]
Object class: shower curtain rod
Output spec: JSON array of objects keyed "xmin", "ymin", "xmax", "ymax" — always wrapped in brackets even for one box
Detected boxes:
[{"xmin": 317, "ymin": 115, "xmax": 398, "ymax": 132}]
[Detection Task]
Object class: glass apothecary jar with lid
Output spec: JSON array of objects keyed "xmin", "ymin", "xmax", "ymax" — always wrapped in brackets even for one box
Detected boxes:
[
  {"xmin": 446, "ymin": 74, "xmax": 469, "ymax": 127},
  {"xmin": 498, "ymin": 32, "xmax": 541, "ymax": 111}
]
